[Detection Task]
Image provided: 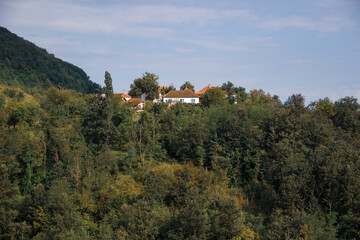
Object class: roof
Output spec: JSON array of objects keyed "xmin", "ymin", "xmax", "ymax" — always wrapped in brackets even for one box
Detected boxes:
[
  {"xmin": 127, "ymin": 98, "xmax": 144, "ymax": 106},
  {"xmin": 158, "ymin": 86, "xmax": 169, "ymax": 94},
  {"xmin": 114, "ymin": 93, "xmax": 131, "ymax": 98},
  {"xmin": 195, "ymin": 84, "xmax": 225, "ymax": 96},
  {"xmin": 163, "ymin": 88, "xmax": 199, "ymax": 98},
  {"xmin": 195, "ymin": 84, "xmax": 212, "ymax": 95}
]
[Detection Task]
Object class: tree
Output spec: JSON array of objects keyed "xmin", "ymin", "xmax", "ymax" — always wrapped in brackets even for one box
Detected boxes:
[
  {"xmin": 104, "ymin": 71, "xmax": 114, "ymax": 103},
  {"xmin": 128, "ymin": 72, "xmax": 159, "ymax": 101},
  {"xmin": 160, "ymin": 84, "xmax": 176, "ymax": 95},
  {"xmin": 167, "ymin": 189, "xmax": 210, "ymax": 240},
  {"xmin": 233, "ymin": 86, "xmax": 249, "ymax": 103},
  {"xmin": 176, "ymin": 120, "xmax": 207, "ymax": 166},
  {"xmin": 82, "ymin": 94, "xmax": 116, "ymax": 149},
  {"xmin": 331, "ymin": 96, "xmax": 360, "ymax": 134},
  {"xmin": 247, "ymin": 89, "xmax": 280, "ymax": 107},
  {"xmin": 309, "ymin": 97, "xmax": 335, "ymax": 116},
  {"xmin": 40, "ymin": 180, "xmax": 88, "ymax": 239},
  {"xmin": 222, "ymin": 81, "xmax": 235, "ymax": 104},
  {"xmin": 201, "ymin": 88, "xmax": 227, "ymax": 107},
  {"xmin": 284, "ymin": 93, "xmax": 306, "ymax": 109},
  {"xmin": 180, "ymin": 81, "xmax": 195, "ymax": 91},
  {"xmin": 0, "ymin": 164, "xmax": 21, "ymax": 239},
  {"xmin": 82, "ymin": 73, "xmax": 117, "ymax": 150}
]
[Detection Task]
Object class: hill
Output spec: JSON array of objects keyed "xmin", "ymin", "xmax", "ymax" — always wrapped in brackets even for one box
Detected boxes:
[{"xmin": 0, "ymin": 26, "xmax": 100, "ymax": 94}]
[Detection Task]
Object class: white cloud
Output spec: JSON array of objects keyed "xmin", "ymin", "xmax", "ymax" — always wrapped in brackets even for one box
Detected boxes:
[
  {"xmin": 1, "ymin": 0, "xmax": 257, "ymax": 35},
  {"xmin": 288, "ymin": 59, "xmax": 314, "ymax": 64},
  {"xmin": 24, "ymin": 36, "xmax": 82, "ymax": 48},
  {"xmin": 293, "ymin": 85, "xmax": 360, "ymax": 103},
  {"xmin": 260, "ymin": 16, "xmax": 354, "ymax": 32},
  {"xmin": 1, "ymin": 0, "xmax": 271, "ymax": 52},
  {"xmin": 182, "ymin": 36, "xmax": 275, "ymax": 52},
  {"xmin": 175, "ymin": 47, "xmax": 194, "ymax": 53},
  {"xmin": 111, "ymin": 55, "xmax": 257, "ymax": 74}
]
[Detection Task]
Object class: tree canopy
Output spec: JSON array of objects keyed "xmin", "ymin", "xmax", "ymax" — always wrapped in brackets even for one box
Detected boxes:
[
  {"xmin": 128, "ymin": 72, "xmax": 159, "ymax": 101},
  {"xmin": 201, "ymin": 88, "xmax": 227, "ymax": 107},
  {"xmin": 180, "ymin": 81, "xmax": 195, "ymax": 91},
  {"xmin": 0, "ymin": 27, "xmax": 100, "ymax": 94},
  {"xmin": 1, "ymin": 43, "xmax": 360, "ymax": 238},
  {"xmin": 1, "ymin": 84, "xmax": 360, "ymax": 239}
]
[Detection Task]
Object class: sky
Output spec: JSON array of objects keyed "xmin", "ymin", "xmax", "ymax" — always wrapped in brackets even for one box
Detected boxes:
[{"xmin": 1, "ymin": 0, "xmax": 360, "ymax": 103}]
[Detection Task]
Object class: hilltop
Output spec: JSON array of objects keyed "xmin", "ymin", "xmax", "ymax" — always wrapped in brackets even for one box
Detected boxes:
[{"xmin": 0, "ymin": 27, "xmax": 100, "ymax": 94}]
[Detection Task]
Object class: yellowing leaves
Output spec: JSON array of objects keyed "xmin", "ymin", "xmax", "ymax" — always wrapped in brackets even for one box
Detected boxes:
[
  {"xmin": 232, "ymin": 226, "xmax": 260, "ymax": 240},
  {"xmin": 98, "ymin": 174, "xmax": 144, "ymax": 212}
]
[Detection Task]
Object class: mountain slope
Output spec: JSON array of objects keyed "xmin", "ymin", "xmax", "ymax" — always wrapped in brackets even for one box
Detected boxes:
[{"xmin": 0, "ymin": 27, "xmax": 100, "ymax": 94}]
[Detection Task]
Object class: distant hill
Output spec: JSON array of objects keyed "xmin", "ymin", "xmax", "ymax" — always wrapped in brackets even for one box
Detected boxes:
[{"xmin": 0, "ymin": 27, "xmax": 100, "ymax": 94}]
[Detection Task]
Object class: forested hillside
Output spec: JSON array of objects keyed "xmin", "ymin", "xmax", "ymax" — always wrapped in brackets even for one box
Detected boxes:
[
  {"xmin": 0, "ymin": 27, "xmax": 100, "ymax": 94},
  {"xmin": 0, "ymin": 73, "xmax": 360, "ymax": 239}
]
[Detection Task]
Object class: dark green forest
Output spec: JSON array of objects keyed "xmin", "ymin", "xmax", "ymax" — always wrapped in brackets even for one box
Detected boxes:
[
  {"xmin": 1, "ymin": 69, "xmax": 360, "ymax": 239},
  {"xmin": 0, "ymin": 27, "xmax": 100, "ymax": 94}
]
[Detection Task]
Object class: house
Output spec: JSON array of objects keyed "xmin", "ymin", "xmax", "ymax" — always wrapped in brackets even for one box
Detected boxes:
[
  {"xmin": 127, "ymin": 98, "xmax": 145, "ymax": 110},
  {"xmin": 195, "ymin": 84, "xmax": 236, "ymax": 103},
  {"xmin": 158, "ymin": 86, "xmax": 169, "ymax": 96},
  {"xmin": 163, "ymin": 88, "xmax": 199, "ymax": 104},
  {"xmin": 153, "ymin": 86, "xmax": 170, "ymax": 103},
  {"xmin": 140, "ymin": 93, "xmax": 147, "ymax": 101},
  {"xmin": 114, "ymin": 93, "xmax": 132, "ymax": 101},
  {"xmin": 195, "ymin": 84, "xmax": 225, "ymax": 101}
]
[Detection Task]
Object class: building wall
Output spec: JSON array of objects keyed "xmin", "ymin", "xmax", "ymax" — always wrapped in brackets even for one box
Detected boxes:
[{"xmin": 163, "ymin": 97, "xmax": 199, "ymax": 104}]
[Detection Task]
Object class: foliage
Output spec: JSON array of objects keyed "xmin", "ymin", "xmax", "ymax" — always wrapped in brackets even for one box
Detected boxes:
[
  {"xmin": 0, "ymin": 27, "xmax": 100, "ymax": 94},
  {"xmin": 1, "ymin": 76, "xmax": 360, "ymax": 239},
  {"xmin": 201, "ymin": 88, "xmax": 227, "ymax": 107},
  {"xmin": 180, "ymin": 81, "xmax": 195, "ymax": 91},
  {"xmin": 128, "ymin": 72, "xmax": 159, "ymax": 100}
]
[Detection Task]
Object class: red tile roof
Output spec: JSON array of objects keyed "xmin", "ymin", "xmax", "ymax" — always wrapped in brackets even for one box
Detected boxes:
[
  {"xmin": 163, "ymin": 88, "xmax": 199, "ymax": 98},
  {"xmin": 158, "ymin": 86, "xmax": 169, "ymax": 94},
  {"xmin": 195, "ymin": 84, "xmax": 224, "ymax": 96},
  {"xmin": 115, "ymin": 93, "xmax": 131, "ymax": 98},
  {"xmin": 127, "ymin": 98, "xmax": 144, "ymax": 106}
]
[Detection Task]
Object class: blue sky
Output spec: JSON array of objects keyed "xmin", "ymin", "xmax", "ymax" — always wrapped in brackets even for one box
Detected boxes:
[{"xmin": 1, "ymin": 0, "xmax": 360, "ymax": 102}]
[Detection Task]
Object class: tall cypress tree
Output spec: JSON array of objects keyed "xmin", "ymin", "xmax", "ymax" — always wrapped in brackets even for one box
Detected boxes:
[
  {"xmin": 104, "ymin": 71, "xmax": 114, "ymax": 103},
  {"xmin": 104, "ymin": 71, "xmax": 114, "ymax": 122},
  {"xmin": 82, "ymin": 71, "xmax": 116, "ymax": 150}
]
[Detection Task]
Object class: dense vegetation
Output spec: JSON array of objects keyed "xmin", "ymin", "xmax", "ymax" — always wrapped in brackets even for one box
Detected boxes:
[
  {"xmin": 0, "ymin": 27, "xmax": 100, "ymax": 94},
  {"xmin": 1, "ymin": 71, "xmax": 359, "ymax": 239}
]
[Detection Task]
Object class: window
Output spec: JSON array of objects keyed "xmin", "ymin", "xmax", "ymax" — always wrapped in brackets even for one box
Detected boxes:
[
  {"xmin": 180, "ymin": 99, "xmax": 184, "ymax": 103},
  {"xmin": 191, "ymin": 99, "xmax": 195, "ymax": 103},
  {"xmin": 167, "ymin": 99, "xmax": 172, "ymax": 102}
]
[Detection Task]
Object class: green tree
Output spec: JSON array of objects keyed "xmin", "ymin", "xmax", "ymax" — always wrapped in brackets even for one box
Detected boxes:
[
  {"xmin": 208, "ymin": 197, "xmax": 243, "ymax": 240},
  {"xmin": 221, "ymin": 81, "xmax": 234, "ymax": 104},
  {"xmin": 104, "ymin": 71, "xmax": 113, "ymax": 103},
  {"xmin": 82, "ymin": 73, "xmax": 117, "ymax": 150},
  {"xmin": 309, "ymin": 97, "xmax": 335, "ymax": 116},
  {"xmin": 128, "ymin": 72, "xmax": 159, "ymax": 101},
  {"xmin": 116, "ymin": 200, "xmax": 171, "ymax": 239},
  {"xmin": 82, "ymin": 94, "xmax": 116, "ymax": 149},
  {"xmin": 0, "ymin": 164, "xmax": 22, "ymax": 240},
  {"xmin": 284, "ymin": 93, "xmax": 306, "ymax": 109},
  {"xmin": 247, "ymin": 89, "xmax": 280, "ymax": 107},
  {"xmin": 39, "ymin": 180, "xmax": 88, "ymax": 240},
  {"xmin": 201, "ymin": 88, "xmax": 227, "ymax": 107},
  {"xmin": 167, "ymin": 189, "xmax": 210, "ymax": 240},
  {"xmin": 0, "ymin": 96, "xmax": 5, "ymax": 109},
  {"xmin": 180, "ymin": 81, "xmax": 195, "ymax": 91},
  {"xmin": 176, "ymin": 120, "xmax": 207, "ymax": 166},
  {"xmin": 160, "ymin": 84, "xmax": 176, "ymax": 95},
  {"xmin": 331, "ymin": 96, "xmax": 360, "ymax": 135}
]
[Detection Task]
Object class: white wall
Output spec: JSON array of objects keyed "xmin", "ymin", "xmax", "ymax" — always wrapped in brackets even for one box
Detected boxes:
[{"xmin": 163, "ymin": 98, "xmax": 199, "ymax": 104}]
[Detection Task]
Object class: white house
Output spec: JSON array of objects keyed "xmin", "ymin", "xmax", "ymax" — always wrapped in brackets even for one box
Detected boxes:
[
  {"xmin": 127, "ymin": 98, "xmax": 145, "ymax": 110},
  {"xmin": 114, "ymin": 93, "xmax": 132, "ymax": 101},
  {"xmin": 163, "ymin": 88, "xmax": 200, "ymax": 104}
]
